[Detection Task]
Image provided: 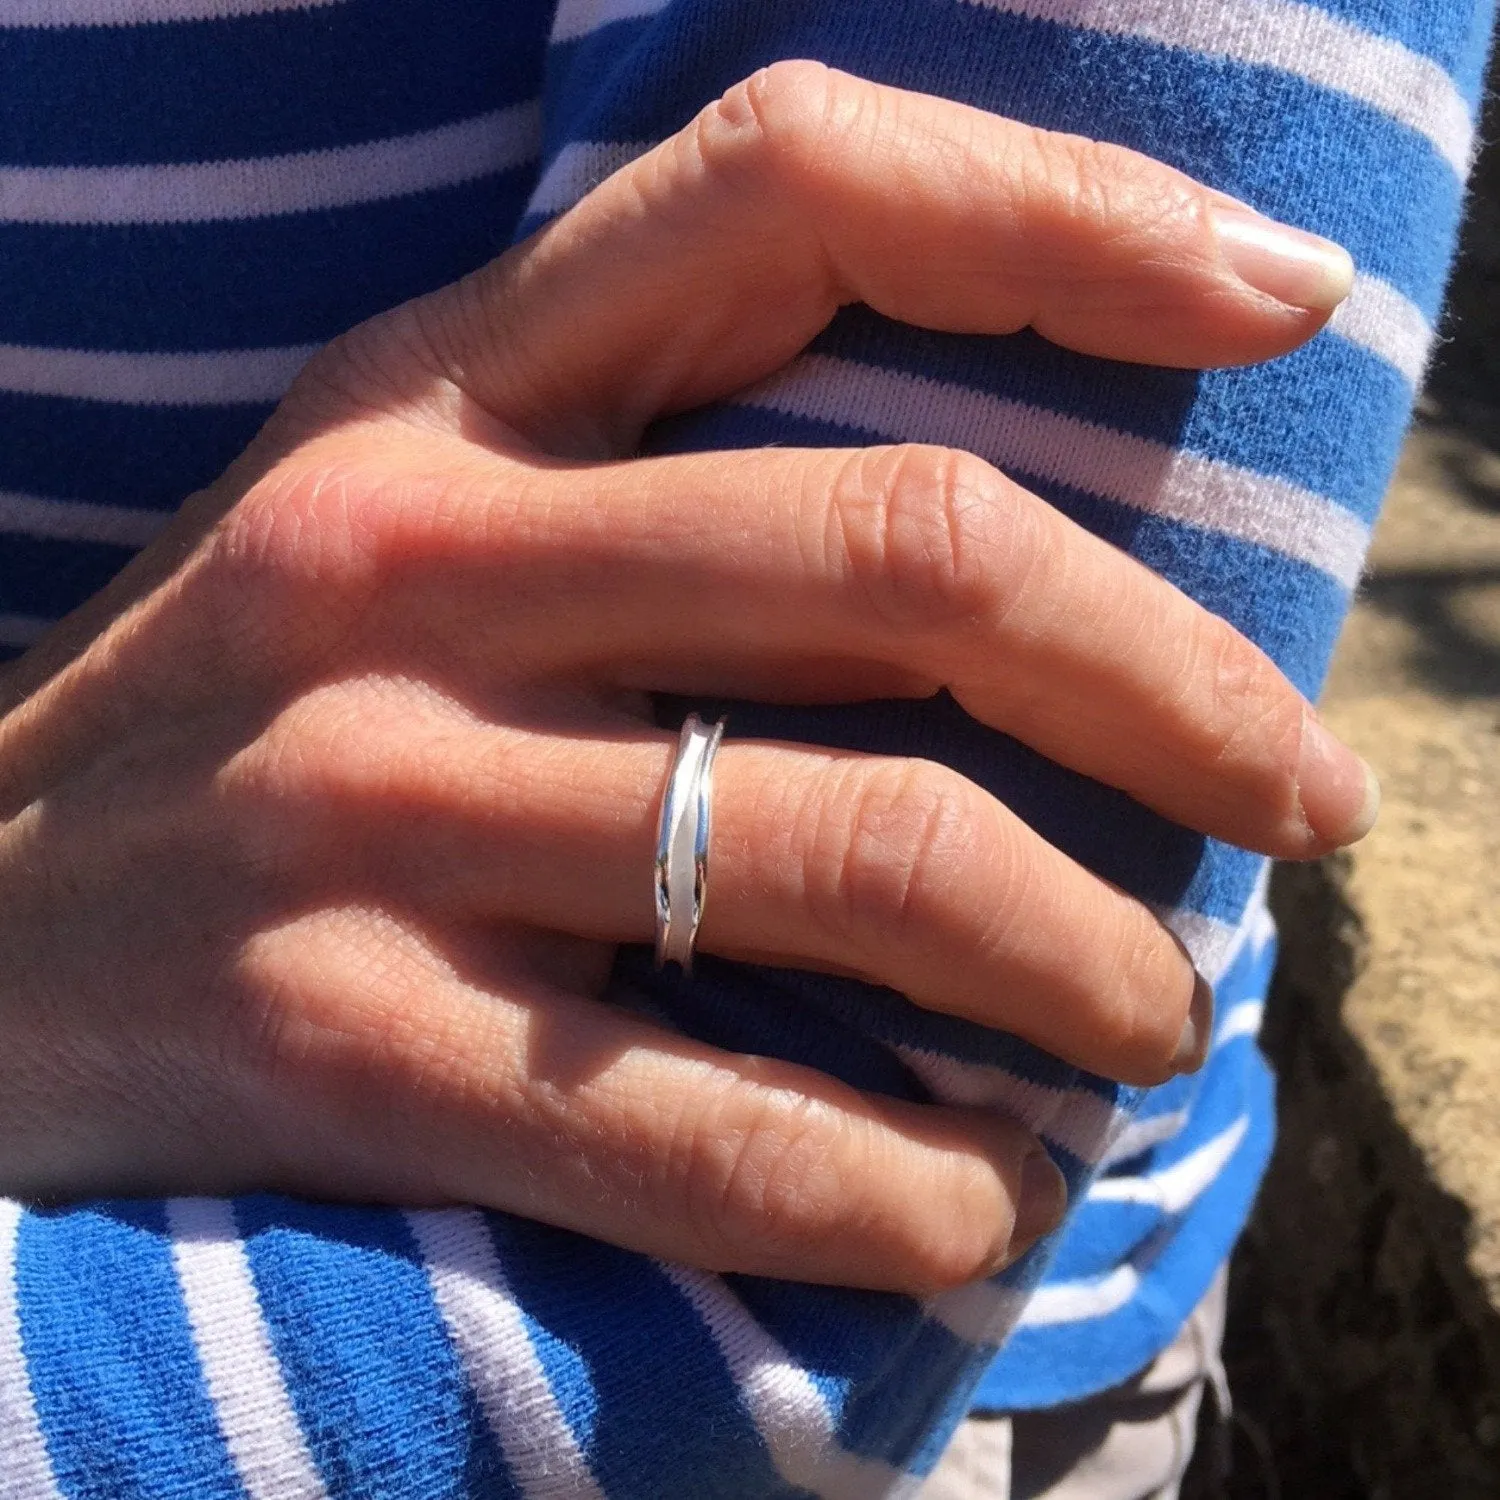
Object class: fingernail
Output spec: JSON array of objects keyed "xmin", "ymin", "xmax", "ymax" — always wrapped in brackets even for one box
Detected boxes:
[
  {"xmin": 1298, "ymin": 707, "xmax": 1381, "ymax": 846},
  {"xmin": 1210, "ymin": 204, "xmax": 1354, "ymax": 312},
  {"xmin": 1172, "ymin": 971, "xmax": 1214, "ymax": 1074},
  {"xmin": 1007, "ymin": 1148, "xmax": 1068, "ymax": 1261}
]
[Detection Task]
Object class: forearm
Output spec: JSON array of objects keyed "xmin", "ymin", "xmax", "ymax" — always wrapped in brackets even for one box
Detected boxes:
[{"xmin": 1, "ymin": 1, "xmax": 1492, "ymax": 1495}]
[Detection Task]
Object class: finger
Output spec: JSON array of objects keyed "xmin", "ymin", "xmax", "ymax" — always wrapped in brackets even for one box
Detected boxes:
[
  {"xmin": 234, "ymin": 906, "xmax": 1068, "ymax": 1294},
  {"xmin": 328, "ymin": 433, "xmax": 1374, "ymax": 857},
  {"xmin": 411, "ymin": 61, "xmax": 1352, "ymax": 451},
  {"xmin": 266, "ymin": 700, "xmax": 1208, "ymax": 1085}
]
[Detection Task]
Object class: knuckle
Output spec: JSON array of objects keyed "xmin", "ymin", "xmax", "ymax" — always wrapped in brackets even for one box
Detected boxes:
[
  {"xmin": 1181, "ymin": 621, "xmax": 1303, "ymax": 809},
  {"xmin": 228, "ymin": 910, "xmax": 433, "ymax": 1134},
  {"xmin": 206, "ymin": 451, "xmax": 390, "ymax": 676},
  {"xmin": 289, "ymin": 311, "xmax": 446, "ymax": 426},
  {"xmin": 902, "ymin": 1167, "xmax": 1010, "ymax": 1290},
  {"xmin": 706, "ymin": 59, "xmax": 842, "ymax": 183},
  {"xmin": 215, "ymin": 691, "xmax": 370, "ymax": 875},
  {"xmin": 211, "ymin": 439, "xmax": 491, "ymax": 672},
  {"xmin": 687, "ymin": 1080, "xmax": 1006, "ymax": 1289},
  {"xmin": 1015, "ymin": 127, "xmax": 1196, "ymax": 250},
  {"xmin": 831, "ymin": 444, "xmax": 1022, "ymax": 636},
  {"xmin": 249, "ymin": 686, "xmax": 380, "ymax": 799},
  {"xmin": 682, "ymin": 1085, "xmax": 859, "ymax": 1265},
  {"xmin": 1095, "ymin": 914, "xmax": 1192, "ymax": 1074},
  {"xmin": 817, "ymin": 758, "xmax": 979, "ymax": 942},
  {"xmin": 221, "ymin": 684, "xmax": 445, "ymax": 877},
  {"xmin": 224, "ymin": 442, "xmax": 421, "ymax": 591}
]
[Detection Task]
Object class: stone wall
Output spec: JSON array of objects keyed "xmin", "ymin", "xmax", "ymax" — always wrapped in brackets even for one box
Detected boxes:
[{"xmin": 1195, "ymin": 61, "xmax": 1500, "ymax": 1500}]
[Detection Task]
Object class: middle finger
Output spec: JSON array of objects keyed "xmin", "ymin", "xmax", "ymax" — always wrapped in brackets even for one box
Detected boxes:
[{"xmin": 373, "ymin": 437, "xmax": 1375, "ymax": 859}]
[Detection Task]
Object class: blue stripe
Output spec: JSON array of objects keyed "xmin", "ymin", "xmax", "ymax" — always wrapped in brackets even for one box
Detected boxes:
[
  {"xmin": 0, "ymin": 171, "xmax": 535, "ymax": 351},
  {"xmin": 811, "ymin": 311, "xmax": 1202, "ymax": 449},
  {"xmin": 617, "ymin": 946, "xmax": 933, "ymax": 1101},
  {"xmin": 721, "ymin": 1274, "xmax": 886, "ymax": 1417},
  {"xmin": 1094, "ymin": 1072, "xmax": 1198, "ymax": 1173},
  {"xmin": 13, "ymin": 1201, "xmax": 245, "ymax": 1500},
  {"xmin": 725, "ymin": 959, "xmax": 1122, "ymax": 1100},
  {"xmin": 235, "ymin": 1198, "xmax": 513, "ymax": 1500},
  {"xmin": 0, "ymin": 393, "xmax": 268, "ymax": 511},
  {"xmin": 1183, "ymin": 344, "xmax": 1411, "ymax": 524},
  {"xmin": 831, "ymin": 1313, "xmax": 1008, "ymax": 1468},
  {"xmin": 718, "ymin": 1264, "xmax": 1058, "ymax": 1466},
  {"xmin": 487, "ymin": 1215, "xmax": 789, "ymax": 1499},
  {"xmin": 0, "ymin": 0, "xmax": 548, "ymax": 166},
  {"xmin": 0, "ymin": 533, "xmax": 136, "ymax": 619}
]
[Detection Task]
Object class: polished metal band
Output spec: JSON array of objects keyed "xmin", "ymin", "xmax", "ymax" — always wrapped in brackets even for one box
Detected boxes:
[{"xmin": 653, "ymin": 712, "xmax": 726, "ymax": 973}]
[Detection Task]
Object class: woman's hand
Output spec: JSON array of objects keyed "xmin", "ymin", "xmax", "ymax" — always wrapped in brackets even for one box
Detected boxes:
[{"xmin": 0, "ymin": 64, "xmax": 1372, "ymax": 1293}]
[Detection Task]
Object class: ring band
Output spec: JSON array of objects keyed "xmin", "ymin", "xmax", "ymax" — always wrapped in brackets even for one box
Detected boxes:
[{"xmin": 654, "ymin": 712, "xmax": 727, "ymax": 973}]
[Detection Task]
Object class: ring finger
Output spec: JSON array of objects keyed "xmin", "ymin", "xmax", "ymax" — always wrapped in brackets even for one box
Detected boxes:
[{"xmin": 298, "ymin": 703, "xmax": 1208, "ymax": 1086}]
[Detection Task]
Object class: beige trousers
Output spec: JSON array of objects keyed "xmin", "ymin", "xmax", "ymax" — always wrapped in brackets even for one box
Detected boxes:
[{"xmin": 921, "ymin": 1268, "xmax": 1229, "ymax": 1500}]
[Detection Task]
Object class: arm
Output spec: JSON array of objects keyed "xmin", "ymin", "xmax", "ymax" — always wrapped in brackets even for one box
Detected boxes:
[{"xmin": 1, "ymin": 1, "xmax": 1491, "ymax": 1495}]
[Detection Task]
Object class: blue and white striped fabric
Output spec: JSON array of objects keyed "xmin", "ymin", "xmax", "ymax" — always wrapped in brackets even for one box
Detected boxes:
[{"xmin": 0, "ymin": 0, "xmax": 1492, "ymax": 1493}]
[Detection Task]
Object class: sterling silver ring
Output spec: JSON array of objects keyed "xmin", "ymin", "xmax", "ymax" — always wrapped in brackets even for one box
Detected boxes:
[{"xmin": 654, "ymin": 712, "xmax": 727, "ymax": 974}]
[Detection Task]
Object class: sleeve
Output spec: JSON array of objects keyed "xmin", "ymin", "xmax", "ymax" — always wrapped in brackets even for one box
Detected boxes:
[{"xmin": 2, "ymin": 0, "xmax": 1492, "ymax": 1495}]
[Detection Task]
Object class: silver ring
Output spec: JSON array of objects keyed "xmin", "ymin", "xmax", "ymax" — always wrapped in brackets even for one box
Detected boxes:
[{"xmin": 654, "ymin": 712, "xmax": 726, "ymax": 974}]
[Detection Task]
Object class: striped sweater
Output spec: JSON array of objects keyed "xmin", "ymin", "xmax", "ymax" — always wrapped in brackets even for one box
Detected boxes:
[{"xmin": 0, "ymin": 0, "xmax": 1492, "ymax": 1494}]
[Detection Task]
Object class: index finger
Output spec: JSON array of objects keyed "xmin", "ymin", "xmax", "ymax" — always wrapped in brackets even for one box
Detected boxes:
[{"xmin": 422, "ymin": 61, "xmax": 1353, "ymax": 453}]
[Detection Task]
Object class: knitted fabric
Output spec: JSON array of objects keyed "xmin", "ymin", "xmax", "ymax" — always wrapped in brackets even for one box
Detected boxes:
[{"xmin": 0, "ymin": 0, "xmax": 1492, "ymax": 1493}]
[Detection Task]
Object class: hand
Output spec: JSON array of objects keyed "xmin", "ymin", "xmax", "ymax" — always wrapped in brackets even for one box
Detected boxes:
[{"xmin": 0, "ymin": 63, "xmax": 1372, "ymax": 1293}]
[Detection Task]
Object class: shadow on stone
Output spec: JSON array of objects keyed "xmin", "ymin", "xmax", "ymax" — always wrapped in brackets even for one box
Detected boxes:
[
  {"xmin": 1358, "ymin": 556, "xmax": 1500, "ymax": 701},
  {"xmin": 1182, "ymin": 861, "xmax": 1500, "ymax": 1499},
  {"xmin": 1423, "ymin": 56, "xmax": 1500, "ymax": 453}
]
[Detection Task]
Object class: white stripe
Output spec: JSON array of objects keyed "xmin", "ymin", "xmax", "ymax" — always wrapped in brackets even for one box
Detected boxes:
[
  {"xmin": 1156, "ymin": 908, "xmax": 1242, "ymax": 985},
  {"xmin": 0, "ymin": 103, "xmax": 541, "ymax": 226},
  {"xmin": 1019, "ymin": 1262, "xmax": 1142, "ymax": 1327},
  {"xmin": 0, "ymin": 343, "xmax": 316, "ymax": 406},
  {"xmin": 0, "ymin": 1201, "xmax": 67, "ymax": 1500},
  {"xmin": 1214, "ymin": 999, "xmax": 1266, "ymax": 1047},
  {"xmin": 404, "ymin": 1209, "xmax": 607, "ymax": 1500},
  {"xmin": 524, "ymin": 140, "xmax": 653, "ymax": 219},
  {"xmin": 1247, "ymin": 895, "xmax": 1278, "ymax": 961},
  {"xmin": 1, "ymin": 0, "xmax": 344, "ymax": 25},
  {"xmin": 1097, "ymin": 1108, "xmax": 1191, "ymax": 1169},
  {"xmin": 735, "ymin": 355, "xmax": 1370, "ymax": 590},
  {"xmin": 1329, "ymin": 273, "xmax": 1433, "ymax": 386},
  {"xmin": 0, "ymin": 490, "xmax": 169, "ymax": 548},
  {"xmin": 891, "ymin": 1046, "xmax": 1124, "ymax": 1167},
  {"xmin": 549, "ymin": 0, "xmax": 669, "ymax": 44},
  {"xmin": 933, "ymin": 1259, "xmax": 1144, "ymax": 1339},
  {"xmin": 924, "ymin": 1278, "xmax": 1030, "ymax": 1347},
  {"xmin": 1087, "ymin": 1115, "xmax": 1250, "ymax": 1213},
  {"xmin": 660, "ymin": 1265, "xmax": 916, "ymax": 1500},
  {"xmin": 165, "ymin": 1198, "xmax": 328, "ymax": 1500},
  {"xmin": 933, "ymin": 1114, "xmax": 1251, "ymax": 1340},
  {"xmin": 963, "ymin": 0, "xmax": 1474, "ymax": 176},
  {"xmin": 0, "ymin": 613, "xmax": 51, "ymax": 648},
  {"xmin": 1165, "ymin": 867, "xmax": 1275, "ymax": 989}
]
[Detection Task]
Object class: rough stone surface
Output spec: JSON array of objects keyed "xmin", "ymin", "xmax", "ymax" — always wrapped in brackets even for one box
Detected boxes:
[
  {"xmin": 1321, "ymin": 419, "xmax": 1500, "ymax": 1304},
  {"xmin": 1191, "ymin": 77, "xmax": 1500, "ymax": 1500},
  {"xmin": 1208, "ymin": 418, "xmax": 1500, "ymax": 1500}
]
